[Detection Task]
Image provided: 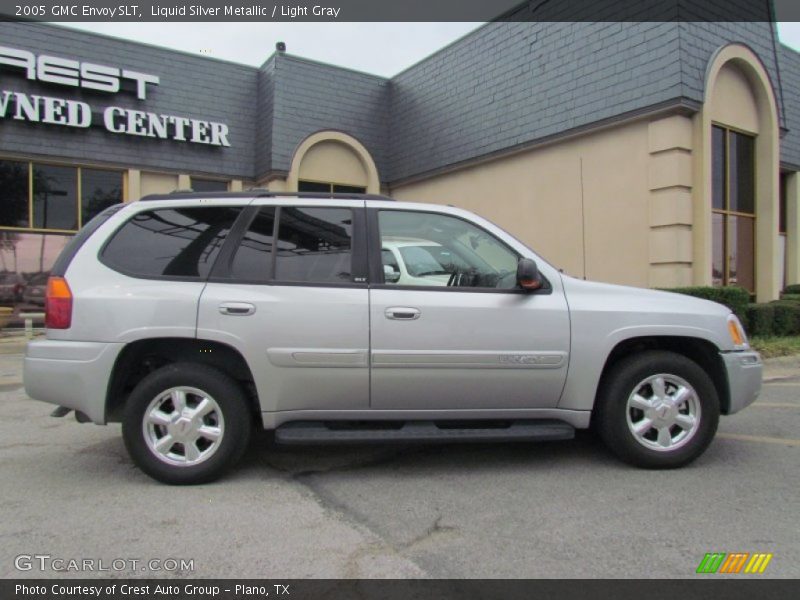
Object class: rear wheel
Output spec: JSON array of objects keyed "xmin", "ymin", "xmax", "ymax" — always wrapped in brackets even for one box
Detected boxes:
[
  {"xmin": 122, "ymin": 363, "xmax": 252, "ymax": 484},
  {"xmin": 595, "ymin": 351, "xmax": 720, "ymax": 469}
]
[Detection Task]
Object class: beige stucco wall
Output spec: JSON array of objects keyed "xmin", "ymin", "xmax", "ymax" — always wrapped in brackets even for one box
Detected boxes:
[
  {"xmin": 709, "ymin": 64, "xmax": 760, "ymax": 134},
  {"xmin": 140, "ymin": 172, "xmax": 179, "ymax": 197},
  {"xmin": 390, "ymin": 120, "xmax": 656, "ymax": 287},
  {"xmin": 298, "ymin": 140, "xmax": 369, "ymax": 187}
]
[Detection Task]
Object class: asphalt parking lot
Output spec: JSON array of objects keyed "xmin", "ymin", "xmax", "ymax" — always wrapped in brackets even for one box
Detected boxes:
[{"xmin": 0, "ymin": 344, "xmax": 798, "ymax": 579}]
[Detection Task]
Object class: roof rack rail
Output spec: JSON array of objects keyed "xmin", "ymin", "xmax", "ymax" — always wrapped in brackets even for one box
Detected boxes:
[{"xmin": 140, "ymin": 190, "xmax": 395, "ymax": 201}]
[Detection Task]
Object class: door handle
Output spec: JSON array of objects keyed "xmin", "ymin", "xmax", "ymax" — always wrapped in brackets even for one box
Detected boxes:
[
  {"xmin": 385, "ymin": 307, "xmax": 420, "ymax": 320},
  {"xmin": 219, "ymin": 302, "xmax": 256, "ymax": 316}
]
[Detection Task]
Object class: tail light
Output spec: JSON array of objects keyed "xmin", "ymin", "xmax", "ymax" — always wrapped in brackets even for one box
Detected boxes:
[{"xmin": 45, "ymin": 276, "xmax": 73, "ymax": 329}]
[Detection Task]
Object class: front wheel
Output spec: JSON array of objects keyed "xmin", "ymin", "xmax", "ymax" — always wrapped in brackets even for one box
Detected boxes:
[
  {"xmin": 595, "ymin": 351, "xmax": 720, "ymax": 469},
  {"xmin": 122, "ymin": 363, "xmax": 252, "ymax": 484}
]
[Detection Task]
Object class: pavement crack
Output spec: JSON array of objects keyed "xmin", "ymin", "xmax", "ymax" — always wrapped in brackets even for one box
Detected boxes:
[{"xmin": 402, "ymin": 514, "xmax": 458, "ymax": 550}]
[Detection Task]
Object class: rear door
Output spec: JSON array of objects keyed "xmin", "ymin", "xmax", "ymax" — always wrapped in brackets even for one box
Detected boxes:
[{"xmin": 197, "ymin": 199, "xmax": 370, "ymax": 413}]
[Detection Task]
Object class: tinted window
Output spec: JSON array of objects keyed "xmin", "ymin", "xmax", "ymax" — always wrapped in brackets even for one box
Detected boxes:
[
  {"xmin": 191, "ymin": 178, "xmax": 228, "ymax": 193},
  {"xmin": 298, "ymin": 180, "xmax": 330, "ymax": 193},
  {"xmin": 103, "ymin": 207, "xmax": 240, "ymax": 278},
  {"xmin": 33, "ymin": 164, "xmax": 77, "ymax": 230},
  {"xmin": 712, "ymin": 126, "xmax": 725, "ymax": 211},
  {"xmin": 81, "ymin": 169, "xmax": 123, "ymax": 225},
  {"xmin": 230, "ymin": 207, "xmax": 276, "ymax": 281},
  {"xmin": 275, "ymin": 207, "xmax": 353, "ymax": 283},
  {"xmin": 729, "ymin": 131, "xmax": 754, "ymax": 214},
  {"xmin": 0, "ymin": 160, "xmax": 29, "ymax": 228}
]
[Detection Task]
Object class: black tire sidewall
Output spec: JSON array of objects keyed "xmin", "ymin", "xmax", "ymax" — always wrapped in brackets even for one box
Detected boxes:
[
  {"xmin": 597, "ymin": 351, "xmax": 720, "ymax": 469},
  {"xmin": 122, "ymin": 362, "xmax": 252, "ymax": 485}
]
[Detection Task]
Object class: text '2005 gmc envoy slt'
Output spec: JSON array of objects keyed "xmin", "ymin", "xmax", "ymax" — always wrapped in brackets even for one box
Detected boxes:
[{"xmin": 24, "ymin": 192, "xmax": 762, "ymax": 484}]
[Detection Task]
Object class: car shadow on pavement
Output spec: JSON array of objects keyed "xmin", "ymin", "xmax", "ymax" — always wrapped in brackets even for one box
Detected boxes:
[{"xmin": 236, "ymin": 429, "xmax": 624, "ymax": 479}]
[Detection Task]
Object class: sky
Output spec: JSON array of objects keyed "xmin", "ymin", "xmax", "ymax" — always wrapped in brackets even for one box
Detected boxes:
[{"xmin": 55, "ymin": 22, "xmax": 800, "ymax": 78}]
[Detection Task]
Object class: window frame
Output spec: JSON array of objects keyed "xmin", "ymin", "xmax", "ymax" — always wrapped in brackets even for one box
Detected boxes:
[
  {"xmin": 711, "ymin": 123, "xmax": 757, "ymax": 292},
  {"xmin": 209, "ymin": 204, "xmax": 369, "ymax": 288},
  {"xmin": 99, "ymin": 205, "xmax": 247, "ymax": 282},
  {"xmin": 366, "ymin": 207, "xmax": 551, "ymax": 295}
]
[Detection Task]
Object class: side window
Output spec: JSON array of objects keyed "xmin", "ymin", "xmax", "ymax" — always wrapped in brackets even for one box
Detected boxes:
[
  {"xmin": 230, "ymin": 207, "xmax": 276, "ymax": 281},
  {"xmin": 102, "ymin": 207, "xmax": 240, "ymax": 278},
  {"xmin": 275, "ymin": 207, "xmax": 354, "ymax": 284},
  {"xmin": 378, "ymin": 210, "xmax": 519, "ymax": 289}
]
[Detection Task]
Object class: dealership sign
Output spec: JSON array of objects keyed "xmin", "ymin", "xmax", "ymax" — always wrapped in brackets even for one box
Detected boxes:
[{"xmin": 0, "ymin": 46, "xmax": 231, "ymax": 147}]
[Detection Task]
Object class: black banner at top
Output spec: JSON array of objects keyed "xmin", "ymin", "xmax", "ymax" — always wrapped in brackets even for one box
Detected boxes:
[{"xmin": 2, "ymin": 0, "xmax": 800, "ymax": 22}]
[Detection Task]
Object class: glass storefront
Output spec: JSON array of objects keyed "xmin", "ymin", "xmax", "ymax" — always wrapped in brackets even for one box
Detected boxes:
[{"xmin": 0, "ymin": 159, "xmax": 123, "ymax": 327}]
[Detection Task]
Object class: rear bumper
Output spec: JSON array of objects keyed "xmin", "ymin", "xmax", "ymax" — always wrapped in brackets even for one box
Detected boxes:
[
  {"xmin": 721, "ymin": 350, "xmax": 762, "ymax": 415},
  {"xmin": 24, "ymin": 340, "xmax": 124, "ymax": 424}
]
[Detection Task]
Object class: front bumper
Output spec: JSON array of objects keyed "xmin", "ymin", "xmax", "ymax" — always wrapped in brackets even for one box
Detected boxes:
[
  {"xmin": 24, "ymin": 340, "xmax": 124, "ymax": 424},
  {"xmin": 721, "ymin": 350, "xmax": 762, "ymax": 414}
]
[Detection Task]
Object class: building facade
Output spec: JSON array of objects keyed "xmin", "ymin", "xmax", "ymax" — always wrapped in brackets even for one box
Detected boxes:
[{"xmin": 1, "ymin": 19, "xmax": 799, "ymax": 324}]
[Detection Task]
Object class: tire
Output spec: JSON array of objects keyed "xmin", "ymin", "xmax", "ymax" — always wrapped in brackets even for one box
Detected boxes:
[
  {"xmin": 595, "ymin": 350, "xmax": 720, "ymax": 469},
  {"xmin": 122, "ymin": 362, "xmax": 252, "ymax": 485}
]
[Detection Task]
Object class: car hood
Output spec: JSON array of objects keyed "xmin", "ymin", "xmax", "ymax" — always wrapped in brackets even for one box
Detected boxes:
[{"xmin": 560, "ymin": 276, "xmax": 731, "ymax": 317}]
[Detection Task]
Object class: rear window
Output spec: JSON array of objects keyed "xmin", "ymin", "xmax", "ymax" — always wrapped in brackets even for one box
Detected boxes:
[
  {"xmin": 51, "ymin": 204, "xmax": 124, "ymax": 277},
  {"xmin": 102, "ymin": 207, "xmax": 241, "ymax": 279}
]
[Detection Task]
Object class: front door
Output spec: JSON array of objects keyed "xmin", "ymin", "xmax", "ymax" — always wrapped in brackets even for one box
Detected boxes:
[{"xmin": 368, "ymin": 208, "xmax": 570, "ymax": 411}]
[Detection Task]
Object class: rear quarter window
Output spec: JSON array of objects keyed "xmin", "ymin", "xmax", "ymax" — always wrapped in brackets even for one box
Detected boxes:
[{"xmin": 101, "ymin": 206, "xmax": 241, "ymax": 279}]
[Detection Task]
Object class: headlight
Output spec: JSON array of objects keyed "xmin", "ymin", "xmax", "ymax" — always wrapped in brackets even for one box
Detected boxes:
[{"xmin": 727, "ymin": 314, "xmax": 749, "ymax": 350}]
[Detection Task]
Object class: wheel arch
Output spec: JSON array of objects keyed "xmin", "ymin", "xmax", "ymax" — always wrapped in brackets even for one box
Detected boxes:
[
  {"xmin": 593, "ymin": 336, "xmax": 730, "ymax": 415},
  {"xmin": 105, "ymin": 338, "xmax": 260, "ymax": 423}
]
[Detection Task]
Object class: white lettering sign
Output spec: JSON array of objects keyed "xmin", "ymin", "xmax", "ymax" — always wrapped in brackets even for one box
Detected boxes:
[
  {"xmin": 0, "ymin": 90, "xmax": 230, "ymax": 147},
  {"xmin": 0, "ymin": 45, "xmax": 231, "ymax": 147},
  {"xmin": 0, "ymin": 45, "xmax": 159, "ymax": 100}
]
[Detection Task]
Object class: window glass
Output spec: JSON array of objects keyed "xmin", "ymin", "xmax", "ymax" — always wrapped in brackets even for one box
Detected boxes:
[
  {"xmin": 729, "ymin": 132, "xmax": 754, "ymax": 214},
  {"xmin": 378, "ymin": 210, "xmax": 519, "ymax": 289},
  {"xmin": 275, "ymin": 207, "xmax": 353, "ymax": 283},
  {"xmin": 33, "ymin": 164, "xmax": 77, "ymax": 230},
  {"xmin": 103, "ymin": 207, "xmax": 240, "ymax": 278},
  {"xmin": 712, "ymin": 126, "xmax": 725, "ymax": 211},
  {"xmin": 298, "ymin": 180, "xmax": 366, "ymax": 194},
  {"xmin": 0, "ymin": 232, "xmax": 71, "ymax": 323},
  {"xmin": 728, "ymin": 215, "xmax": 755, "ymax": 293},
  {"xmin": 298, "ymin": 180, "xmax": 331, "ymax": 193},
  {"xmin": 191, "ymin": 178, "xmax": 228, "ymax": 193},
  {"xmin": 81, "ymin": 169, "xmax": 122, "ymax": 225},
  {"xmin": 230, "ymin": 207, "xmax": 276, "ymax": 281},
  {"xmin": 0, "ymin": 160, "xmax": 29, "ymax": 228},
  {"xmin": 779, "ymin": 172, "xmax": 788, "ymax": 234},
  {"xmin": 712, "ymin": 213, "xmax": 724, "ymax": 287},
  {"xmin": 333, "ymin": 184, "xmax": 366, "ymax": 194}
]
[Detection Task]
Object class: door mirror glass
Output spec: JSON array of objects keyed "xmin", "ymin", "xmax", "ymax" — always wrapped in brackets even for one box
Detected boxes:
[
  {"xmin": 516, "ymin": 258, "xmax": 542, "ymax": 291},
  {"xmin": 383, "ymin": 264, "xmax": 401, "ymax": 283}
]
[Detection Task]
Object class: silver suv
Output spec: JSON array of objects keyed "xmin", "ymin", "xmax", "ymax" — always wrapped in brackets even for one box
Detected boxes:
[{"xmin": 24, "ymin": 192, "xmax": 762, "ymax": 484}]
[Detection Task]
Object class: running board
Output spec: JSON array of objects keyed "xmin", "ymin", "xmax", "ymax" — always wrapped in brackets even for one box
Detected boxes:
[{"xmin": 274, "ymin": 420, "xmax": 574, "ymax": 445}]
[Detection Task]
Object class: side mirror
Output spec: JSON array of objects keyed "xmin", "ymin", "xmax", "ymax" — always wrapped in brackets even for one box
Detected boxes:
[
  {"xmin": 517, "ymin": 258, "xmax": 542, "ymax": 291},
  {"xmin": 383, "ymin": 265, "xmax": 401, "ymax": 283}
]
